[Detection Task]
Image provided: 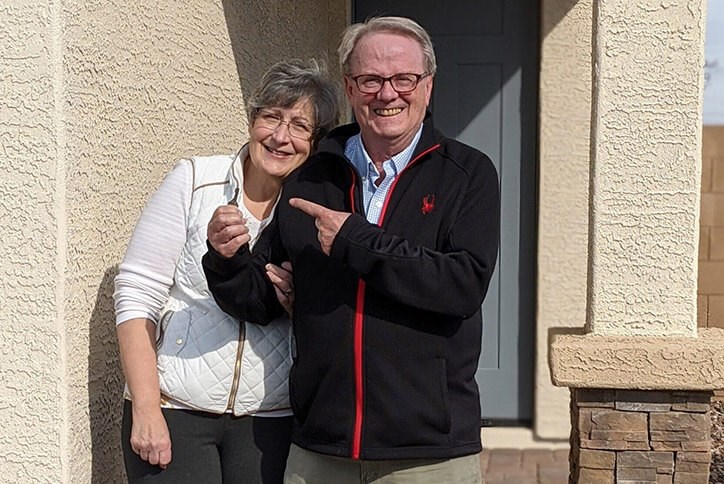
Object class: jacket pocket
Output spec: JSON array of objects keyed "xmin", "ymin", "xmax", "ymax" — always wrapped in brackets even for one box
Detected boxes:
[
  {"xmin": 412, "ymin": 357, "xmax": 450, "ymax": 435},
  {"xmin": 156, "ymin": 310, "xmax": 191, "ymax": 373},
  {"xmin": 367, "ymin": 356, "xmax": 451, "ymax": 448}
]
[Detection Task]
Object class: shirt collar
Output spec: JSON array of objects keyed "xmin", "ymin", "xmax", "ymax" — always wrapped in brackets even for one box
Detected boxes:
[{"xmin": 346, "ymin": 124, "xmax": 424, "ymax": 180}]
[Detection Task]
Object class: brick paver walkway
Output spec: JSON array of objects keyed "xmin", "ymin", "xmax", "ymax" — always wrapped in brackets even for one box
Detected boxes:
[{"xmin": 481, "ymin": 448, "xmax": 570, "ymax": 484}]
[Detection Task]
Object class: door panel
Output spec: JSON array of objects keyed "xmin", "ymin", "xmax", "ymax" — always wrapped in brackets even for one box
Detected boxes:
[{"xmin": 353, "ymin": 0, "xmax": 538, "ymax": 424}]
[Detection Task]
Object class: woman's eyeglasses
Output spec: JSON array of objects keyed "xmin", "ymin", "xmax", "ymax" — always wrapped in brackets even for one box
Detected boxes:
[{"xmin": 254, "ymin": 109, "xmax": 316, "ymax": 140}]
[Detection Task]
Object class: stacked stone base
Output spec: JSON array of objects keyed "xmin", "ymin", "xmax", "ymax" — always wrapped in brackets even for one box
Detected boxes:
[{"xmin": 570, "ymin": 389, "xmax": 712, "ymax": 483}]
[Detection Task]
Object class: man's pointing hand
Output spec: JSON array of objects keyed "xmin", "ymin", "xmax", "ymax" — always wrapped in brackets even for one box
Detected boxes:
[{"xmin": 289, "ymin": 198, "xmax": 351, "ymax": 256}]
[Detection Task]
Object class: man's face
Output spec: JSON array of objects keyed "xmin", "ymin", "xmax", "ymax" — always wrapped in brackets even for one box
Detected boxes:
[{"xmin": 344, "ymin": 32, "xmax": 433, "ymax": 154}]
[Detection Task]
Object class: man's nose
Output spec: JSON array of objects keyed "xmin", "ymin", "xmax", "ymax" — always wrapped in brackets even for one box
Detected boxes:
[{"xmin": 376, "ymin": 79, "xmax": 399, "ymax": 101}]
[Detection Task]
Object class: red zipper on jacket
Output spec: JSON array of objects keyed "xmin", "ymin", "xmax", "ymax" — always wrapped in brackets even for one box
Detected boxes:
[
  {"xmin": 350, "ymin": 143, "xmax": 441, "ymax": 459},
  {"xmin": 351, "ymin": 280, "xmax": 366, "ymax": 459}
]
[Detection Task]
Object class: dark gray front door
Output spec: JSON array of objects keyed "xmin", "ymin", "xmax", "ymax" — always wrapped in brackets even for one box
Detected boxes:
[{"xmin": 353, "ymin": 1, "xmax": 539, "ymax": 424}]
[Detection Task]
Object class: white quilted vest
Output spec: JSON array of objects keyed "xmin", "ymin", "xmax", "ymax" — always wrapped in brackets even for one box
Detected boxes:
[{"xmin": 156, "ymin": 150, "xmax": 292, "ymax": 415}]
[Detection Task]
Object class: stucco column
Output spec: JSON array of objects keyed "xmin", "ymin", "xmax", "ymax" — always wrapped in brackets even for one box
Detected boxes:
[
  {"xmin": 549, "ymin": 1, "xmax": 724, "ymax": 481},
  {"xmin": 551, "ymin": 0, "xmax": 724, "ymax": 396},
  {"xmin": 586, "ymin": 1, "xmax": 699, "ymax": 338}
]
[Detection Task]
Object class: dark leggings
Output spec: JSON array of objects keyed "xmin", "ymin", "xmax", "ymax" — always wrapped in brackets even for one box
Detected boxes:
[{"xmin": 122, "ymin": 400, "xmax": 293, "ymax": 484}]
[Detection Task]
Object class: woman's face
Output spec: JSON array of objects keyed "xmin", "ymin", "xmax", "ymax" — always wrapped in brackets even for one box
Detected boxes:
[{"xmin": 247, "ymin": 98, "xmax": 315, "ymax": 180}]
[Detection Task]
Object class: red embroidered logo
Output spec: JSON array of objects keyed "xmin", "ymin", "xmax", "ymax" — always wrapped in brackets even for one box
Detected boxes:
[{"xmin": 421, "ymin": 194, "xmax": 435, "ymax": 215}]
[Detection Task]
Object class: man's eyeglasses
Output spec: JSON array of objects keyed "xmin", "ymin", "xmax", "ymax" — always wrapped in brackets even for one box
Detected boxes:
[
  {"xmin": 350, "ymin": 73, "xmax": 430, "ymax": 94},
  {"xmin": 254, "ymin": 109, "xmax": 316, "ymax": 140}
]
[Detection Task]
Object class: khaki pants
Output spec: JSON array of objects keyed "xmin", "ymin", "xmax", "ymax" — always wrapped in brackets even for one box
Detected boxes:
[{"xmin": 284, "ymin": 444, "xmax": 483, "ymax": 484}]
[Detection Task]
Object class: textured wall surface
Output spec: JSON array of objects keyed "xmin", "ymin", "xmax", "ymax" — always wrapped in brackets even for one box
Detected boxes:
[
  {"xmin": 551, "ymin": 329, "xmax": 724, "ymax": 390},
  {"xmin": 587, "ymin": 0, "xmax": 705, "ymax": 336},
  {"xmin": 0, "ymin": 1, "xmax": 65, "ymax": 482},
  {"xmin": 2, "ymin": 0, "xmax": 346, "ymax": 482},
  {"xmin": 535, "ymin": 0, "xmax": 592, "ymax": 440}
]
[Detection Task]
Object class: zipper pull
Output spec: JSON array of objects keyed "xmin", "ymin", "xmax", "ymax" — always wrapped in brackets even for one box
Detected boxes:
[{"xmin": 228, "ymin": 187, "xmax": 239, "ymax": 206}]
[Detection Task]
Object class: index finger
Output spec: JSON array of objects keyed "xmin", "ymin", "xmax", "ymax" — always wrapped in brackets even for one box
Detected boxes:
[{"xmin": 289, "ymin": 198, "xmax": 326, "ymax": 218}]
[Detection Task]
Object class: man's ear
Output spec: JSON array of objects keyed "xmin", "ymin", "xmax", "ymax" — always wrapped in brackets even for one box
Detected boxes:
[
  {"xmin": 343, "ymin": 76, "xmax": 355, "ymax": 101},
  {"xmin": 424, "ymin": 76, "xmax": 434, "ymax": 106}
]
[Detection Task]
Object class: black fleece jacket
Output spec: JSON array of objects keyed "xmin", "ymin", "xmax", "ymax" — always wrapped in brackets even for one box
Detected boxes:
[{"xmin": 203, "ymin": 115, "xmax": 500, "ymax": 460}]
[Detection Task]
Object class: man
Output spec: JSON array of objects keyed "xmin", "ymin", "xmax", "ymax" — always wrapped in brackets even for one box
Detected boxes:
[{"xmin": 203, "ymin": 16, "xmax": 500, "ymax": 483}]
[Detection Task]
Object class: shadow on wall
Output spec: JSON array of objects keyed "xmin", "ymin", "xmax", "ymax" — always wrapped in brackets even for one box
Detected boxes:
[
  {"xmin": 221, "ymin": 0, "xmax": 343, "ymax": 113},
  {"xmin": 89, "ymin": 265, "xmax": 125, "ymax": 484},
  {"xmin": 540, "ymin": 0, "xmax": 582, "ymax": 39},
  {"xmin": 221, "ymin": 0, "xmax": 269, "ymax": 107},
  {"xmin": 221, "ymin": 0, "xmax": 335, "ymax": 113}
]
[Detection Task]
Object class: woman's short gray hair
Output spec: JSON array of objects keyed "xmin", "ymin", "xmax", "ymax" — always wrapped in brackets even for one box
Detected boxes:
[
  {"xmin": 338, "ymin": 16, "xmax": 437, "ymax": 77},
  {"xmin": 247, "ymin": 59, "xmax": 340, "ymax": 143}
]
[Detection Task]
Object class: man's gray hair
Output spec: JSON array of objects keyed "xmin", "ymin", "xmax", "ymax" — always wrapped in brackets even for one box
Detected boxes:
[
  {"xmin": 338, "ymin": 16, "xmax": 437, "ymax": 77},
  {"xmin": 247, "ymin": 59, "xmax": 340, "ymax": 143}
]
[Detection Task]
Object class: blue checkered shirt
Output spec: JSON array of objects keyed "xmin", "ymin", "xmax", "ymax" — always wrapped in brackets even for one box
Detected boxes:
[{"xmin": 344, "ymin": 125, "xmax": 424, "ymax": 224}]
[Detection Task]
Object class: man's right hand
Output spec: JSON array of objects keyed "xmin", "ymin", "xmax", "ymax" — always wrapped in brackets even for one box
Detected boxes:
[
  {"xmin": 207, "ymin": 205, "xmax": 251, "ymax": 258},
  {"xmin": 130, "ymin": 406, "xmax": 172, "ymax": 469}
]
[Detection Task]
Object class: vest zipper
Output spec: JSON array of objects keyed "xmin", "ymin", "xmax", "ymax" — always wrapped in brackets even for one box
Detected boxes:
[{"xmin": 226, "ymin": 322, "xmax": 246, "ymax": 412}]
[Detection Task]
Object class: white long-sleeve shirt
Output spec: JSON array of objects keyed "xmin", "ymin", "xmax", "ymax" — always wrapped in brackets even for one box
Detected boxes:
[
  {"xmin": 114, "ymin": 157, "xmax": 272, "ymax": 326},
  {"xmin": 114, "ymin": 160, "xmax": 192, "ymax": 325}
]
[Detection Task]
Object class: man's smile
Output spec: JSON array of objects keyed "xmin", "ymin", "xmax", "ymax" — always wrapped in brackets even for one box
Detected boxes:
[{"xmin": 374, "ymin": 107, "xmax": 404, "ymax": 116}]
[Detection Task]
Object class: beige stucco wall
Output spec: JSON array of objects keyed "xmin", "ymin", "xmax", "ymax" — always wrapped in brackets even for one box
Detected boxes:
[
  {"xmin": 586, "ymin": 0, "xmax": 704, "ymax": 338},
  {"xmin": 1, "ymin": 2, "xmax": 65, "ymax": 482},
  {"xmin": 1, "ymin": 1, "xmax": 346, "ymax": 482},
  {"xmin": 535, "ymin": 0, "xmax": 592, "ymax": 440}
]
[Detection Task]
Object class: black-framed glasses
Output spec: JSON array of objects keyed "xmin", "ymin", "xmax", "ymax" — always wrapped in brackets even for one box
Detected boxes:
[
  {"xmin": 350, "ymin": 73, "xmax": 430, "ymax": 94},
  {"xmin": 253, "ymin": 108, "xmax": 316, "ymax": 140}
]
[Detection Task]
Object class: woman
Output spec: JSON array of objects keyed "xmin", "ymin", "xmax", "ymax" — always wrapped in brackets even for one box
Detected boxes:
[{"xmin": 113, "ymin": 59, "xmax": 339, "ymax": 483}]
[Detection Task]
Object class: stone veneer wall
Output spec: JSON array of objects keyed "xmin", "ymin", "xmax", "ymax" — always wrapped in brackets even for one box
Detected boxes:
[
  {"xmin": 711, "ymin": 399, "xmax": 724, "ymax": 482},
  {"xmin": 570, "ymin": 389, "xmax": 712, "ymax": 483}
]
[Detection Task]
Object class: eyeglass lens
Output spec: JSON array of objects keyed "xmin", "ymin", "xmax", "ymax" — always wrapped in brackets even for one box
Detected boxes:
[{"xmin": 256, "ymin": 110, "xmax": 313, "ymax": 140}]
